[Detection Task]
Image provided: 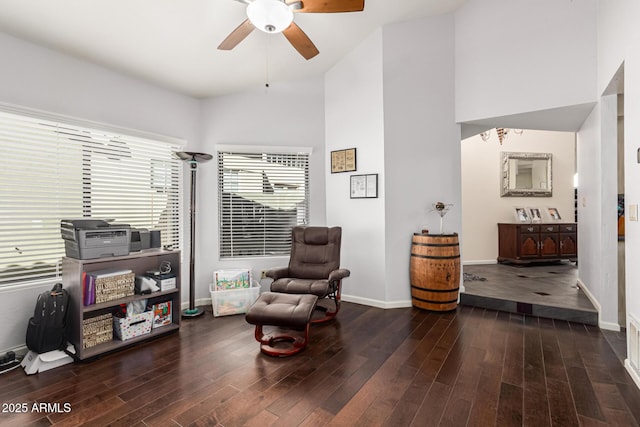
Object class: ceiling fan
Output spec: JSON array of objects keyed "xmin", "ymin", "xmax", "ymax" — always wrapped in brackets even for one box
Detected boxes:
[{"xmin": 218, "ymin": 0, "xmax": 365, "ymax": 60}]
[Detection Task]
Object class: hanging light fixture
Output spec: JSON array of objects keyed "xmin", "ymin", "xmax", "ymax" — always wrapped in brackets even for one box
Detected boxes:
[
  {"xmin": 480, "ymin": 128, "xmax": 524, "ymax": 145},
  {"xmin": 247, "ymin": 0, "xmax": 295, "ymax": 33}
]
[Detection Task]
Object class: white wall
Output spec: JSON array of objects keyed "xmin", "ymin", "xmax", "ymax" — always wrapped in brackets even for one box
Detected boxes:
[
  {"xmin": 0, "ymin": 32, "xmax": 200, "ymax": 352},
  {"xmin": 196, "ymin": 79, "xmax": 327, "ymax": 300},
  {"xmin": 600, "ymin": 95, "xmax": 621, "ymax": 328},
  {"xmin": 325, "ymin": 29, "xmax": 387, "ymax": 305},
  {"xmin": 0, "ymin": 33, "xmax": 200, "ymax": 142},
  {"xmin": 596, "ymin": 0, "xmax": 640, "ymax": 384},
  {"xmin": 325, "ymin": 13, "xmax": 460, "ymax": 308},
  {"xmin": 576, "ymin": 96, "xmax": 620, "ymax": 331},
  {"xmin": 382, "ymin": 14, "xmax": 460, "ymax": 303},
  {"xmin": 462, "ymin": 130, "xmax": 576, "ymax": 263},
  {"xmin": 455, "ymin": 0, "xmax": 597, "ymax": 124},
  {"xmin": 577, "ymin": 104, "xmax": 602, "ymax": 322}
]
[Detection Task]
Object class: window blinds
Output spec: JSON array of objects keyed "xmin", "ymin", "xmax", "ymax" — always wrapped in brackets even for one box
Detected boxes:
[
  {"xmin": 0, "ymin": 108, "xmax": 183, "ymax": 287},
  {"xmin": 218, "ymin": 150, "xmax": 310, "ymax": 258}
]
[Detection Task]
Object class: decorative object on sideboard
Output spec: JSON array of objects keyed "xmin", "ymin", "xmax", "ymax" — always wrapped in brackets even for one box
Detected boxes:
[
  {"xmin": 546, "ymin": 207, "xmax": 562, "ymax": 221},
  {"xmin": 514, "ymin": 207, "xmax": 530, "ymax": 223},
  {"xmin": 527, "ymin": 207, "xmax": 542, "ymax": 222},
  {"xmin": 175, "ymin": 151, "xmax": 213, "ymax": 318}
]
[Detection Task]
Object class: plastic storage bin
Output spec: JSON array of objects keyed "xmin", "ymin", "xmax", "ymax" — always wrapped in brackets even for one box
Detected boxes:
[
  {"xmin": 113, "ymin": 311, "xmax": 153, "ymax": 340},
  {"xmin": 213, "ymin": 269, "xmax": 252, "ymax": 290},
  {"xmin": 210, "ymin": 281, "xmax": 260, "ymax": 317}
]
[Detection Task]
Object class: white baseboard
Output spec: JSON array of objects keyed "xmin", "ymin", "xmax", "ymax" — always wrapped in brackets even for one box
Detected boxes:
[
  {"xmin": 341, "ymin": 294, "xmax": 412, "ymax": 309},
  {"xmin": 577, "ymin": 278, "xmax": 601, "ymax": 312},
  {"xmin": 576, "ymin": 279, "xmax": 620, "ymax": 331},
  {"xmin": 463, "ymin": 260, "xmax": 498, "ymax": 265},
  {"xmin": 625, "ymin": 359, "xmax": 640, "ymax": 391},
  {"xmin": 1, "ymin": 344, "xmax": 28, "ymax": 358},
  {"xmin": 187, "ymin": 295, "xmax": 412, "ymax": 311},
  {"xmin": 599, "ymin": 320, "xmax": 621, "ymax": 331}
]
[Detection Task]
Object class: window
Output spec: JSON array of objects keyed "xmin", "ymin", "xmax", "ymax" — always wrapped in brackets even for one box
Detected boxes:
[
  {"xmin": 218, "ymin": 149, "xmax": 310, "ymax": 258},
  {"xmin": 0, "ymin": 106, "xmax": 183, "ymax": 287}
]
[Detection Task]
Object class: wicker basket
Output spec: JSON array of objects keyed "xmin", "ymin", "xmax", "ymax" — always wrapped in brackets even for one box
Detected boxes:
[
  {"xmin": 94, "ymin": 272, "xmax": 135, "ymax": 304},
  {"xmin": 82, "ymin": 313, "xmax": 113, "ymax": 348}
]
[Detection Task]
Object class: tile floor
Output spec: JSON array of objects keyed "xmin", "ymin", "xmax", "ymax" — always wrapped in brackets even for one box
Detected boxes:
[{"xmin": 460, "ymin": 261, "xmax": 599, "ymax": 325}]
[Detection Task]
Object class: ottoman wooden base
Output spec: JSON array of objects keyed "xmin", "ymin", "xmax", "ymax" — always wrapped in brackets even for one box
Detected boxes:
[{"xmin": 246, "ymin": 292, "xmax": 318, "ymax": 357}]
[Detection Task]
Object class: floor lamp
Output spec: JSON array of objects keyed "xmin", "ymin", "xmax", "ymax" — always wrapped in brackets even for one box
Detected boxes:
[{"xmin": 176, "ymin": 151, "xmax": 213, "ymax": 318}]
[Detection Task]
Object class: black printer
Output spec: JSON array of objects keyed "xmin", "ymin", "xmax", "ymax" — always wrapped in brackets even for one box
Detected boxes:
[{"xmin": 60, "ymin": 219, "xmax": 131, "ymax": 260}]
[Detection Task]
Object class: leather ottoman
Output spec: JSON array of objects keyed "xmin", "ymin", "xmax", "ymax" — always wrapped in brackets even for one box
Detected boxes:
[{"xmin": 245, "ymin": 292, "xmax": 318, "ymax": 357}]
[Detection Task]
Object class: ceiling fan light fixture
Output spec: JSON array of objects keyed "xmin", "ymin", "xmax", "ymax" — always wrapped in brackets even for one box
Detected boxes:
[{"xmin": 247, "ymin": 0, "xmax": 294, "ymax": 34}]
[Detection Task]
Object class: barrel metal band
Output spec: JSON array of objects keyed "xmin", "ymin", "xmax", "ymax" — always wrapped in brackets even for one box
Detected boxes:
[
  {"xmin": 411, "ymin": 285, "xmax": 460, "ymax": 293},
  {"xmin": 412, "ymin": 242, "xmax": 459, "ymax": 247},
  {"xmin": 410, "ymin": 254, "xmax": 460, "ymax": 260},
  {"xmin": 412, "ymin": 295, "xmax": 458, "ymax": 304}
]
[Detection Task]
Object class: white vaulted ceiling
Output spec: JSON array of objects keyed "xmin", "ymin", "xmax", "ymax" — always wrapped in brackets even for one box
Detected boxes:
[{"xmin": 0, "ymin": 0, "xmax": 465, "ymax": 98}]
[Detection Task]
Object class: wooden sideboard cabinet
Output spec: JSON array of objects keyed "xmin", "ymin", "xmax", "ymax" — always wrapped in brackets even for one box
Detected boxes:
[{"xmin": 497, "ymin": 223, "xmax": 577, "ymax": 264}]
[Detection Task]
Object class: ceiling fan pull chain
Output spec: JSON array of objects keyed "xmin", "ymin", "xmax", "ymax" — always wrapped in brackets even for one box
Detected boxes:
[{"xmin": 265, "ymin": 36, "xmax": 270, "ymax": 89}]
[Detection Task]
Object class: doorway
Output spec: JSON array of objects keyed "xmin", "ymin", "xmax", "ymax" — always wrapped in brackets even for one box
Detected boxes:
[{"xmin": 459, "ymin": 127, "xmax": 590, "ymax": 319}]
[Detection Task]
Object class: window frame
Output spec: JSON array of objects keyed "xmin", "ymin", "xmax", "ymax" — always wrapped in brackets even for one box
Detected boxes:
[
  {"xmin": 216, "ymin": 145, "xmax": 312, "ymax": 260},
  {"xmin": 0, "ymin": 102, "xmax": 185, "ymax": 290}
]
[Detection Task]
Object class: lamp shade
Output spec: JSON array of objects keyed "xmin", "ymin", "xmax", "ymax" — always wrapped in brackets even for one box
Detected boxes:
[{"xmin": 247, "ymin": 0, "xmax": 294, "ymax": 33}]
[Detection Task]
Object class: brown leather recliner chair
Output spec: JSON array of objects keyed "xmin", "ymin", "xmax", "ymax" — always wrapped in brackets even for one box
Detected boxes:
[{"xmin": 265, "ymin": 226, "xmax": 350, "ymax": 323}]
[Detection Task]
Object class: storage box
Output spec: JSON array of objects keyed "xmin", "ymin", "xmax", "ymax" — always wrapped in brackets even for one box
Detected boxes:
[
  {"xmin": 82, "ymin": 313, "xmax": 113, "ymax": 348},
  {"xmin": 213, "ymin": 269, "xmax": 251, "ymax": 290},
  {"xmin": 113, "ymin": 311, "xmax": 153, "ymax": 340},
  {"xmin": 151, "ymin": 301, "xmax": 172, "ymax": 329},
  {"xmin": 85, "ymin": 270, "xmax": 135, "ymax": 304},
  {"xmin": 146, "ymin": 273, "xmax": 176, "ymax": 292},
  {"xmin": 210, "ymin": 281, "xmax": 260, "ymax": 317}
]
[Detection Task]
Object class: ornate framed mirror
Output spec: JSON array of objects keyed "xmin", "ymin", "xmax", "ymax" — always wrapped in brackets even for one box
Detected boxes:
[{"xmin": 501, "ymin": 152, "xmax": 552, "ymax": 197}]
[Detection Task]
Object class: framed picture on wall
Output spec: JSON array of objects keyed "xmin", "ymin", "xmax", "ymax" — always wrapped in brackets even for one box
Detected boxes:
[
  {"xmin": 350, "ymin": 174, "xmax": 378, "ymax": 199},
  {"xmin": 514, "ymin": 207, "xmax": 530, "ymax": 223},
  {"xmin": 330, "ymin": 148, "xmax": 357, "ymax": 173}
]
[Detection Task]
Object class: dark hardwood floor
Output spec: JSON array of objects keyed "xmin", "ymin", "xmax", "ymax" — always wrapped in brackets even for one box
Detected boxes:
[{"xmin": 2, "ymin": 302, "xmax": 640, "ymax": 426}]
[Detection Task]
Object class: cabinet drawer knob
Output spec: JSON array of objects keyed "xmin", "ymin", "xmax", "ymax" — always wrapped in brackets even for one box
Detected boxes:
[
  {"xmin": 546, "ymin": 227, "xmax": 553, "ymax": 231},
  {"xmin": 527, "ymin": 227, "xmax": 534, "ymax": 232}
]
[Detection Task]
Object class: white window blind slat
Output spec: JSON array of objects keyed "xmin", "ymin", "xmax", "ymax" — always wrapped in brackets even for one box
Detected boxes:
[
  {"xmin": 218, "ymin": 150, "xmax": 310, "ymax": 258},
  {"xmin": 0, "ymin": 108, "xmax": 183, "ymax": 287}
]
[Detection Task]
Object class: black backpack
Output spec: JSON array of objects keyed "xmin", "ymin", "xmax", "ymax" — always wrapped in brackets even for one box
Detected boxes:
[{"xmin": 26, "ymin": 283, "xmax": 70, "ymax": 354}]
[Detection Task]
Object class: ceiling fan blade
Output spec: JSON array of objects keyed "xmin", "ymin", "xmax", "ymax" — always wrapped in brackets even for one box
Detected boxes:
[
  {"xmin": 282, "ymin": 23, "xmax": 319, "ymax": 60},
  {"xmin": 218, "ymin": 19, "xmax": 255, "ymax": 50},
  {"xmin": 288, "ymin": 0, "xmax": 364, "ymax": 13}
]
